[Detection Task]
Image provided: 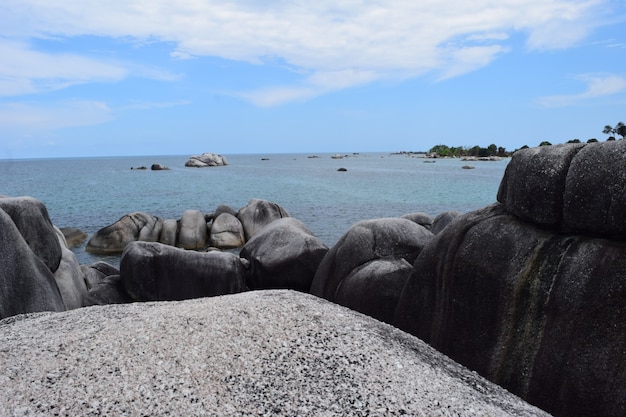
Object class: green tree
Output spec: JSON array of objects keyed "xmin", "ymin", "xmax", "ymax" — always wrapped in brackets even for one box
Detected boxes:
[
  {"xmin": 539, "ymin": 141, "xmax": 552, "ymax": 146},
  {"xmin": 603, "ymin": 122, "xmax": 625, "ymax": 139},
  {"xmin": 587, "ymin": 138, "xmax": 599, "ymax": 143},
  {"xmin": 567, "ymin": 139, "xmax": 581, "ymax": 143}
]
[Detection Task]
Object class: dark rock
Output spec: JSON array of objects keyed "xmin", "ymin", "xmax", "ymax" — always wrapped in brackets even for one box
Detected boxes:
[
  {"xmin": 86, "ymin": 212, "xmax": 163, "ymax": 254},
  {"xmin": 562, "ymin": 140, "xmax": 626, "ymax": 238},
  {"xmin": 177, "ymin": 209, "xmax": 208, "ymax": 250},
  {"xmin": 497, "ymin": 143, "xmax": 584, "ymax": 227},
  {"xmin": 0, "ymin": 196, "xmax": 62, "ymax": 272},
  {"xmin": 86, "ymin": 275, "xmax": 132, "ymax": 305},
  {"xmin": 335, "ymin": 258, "xmax": 413, "ymax": 323},
  {"xmin": 88, "ymin": 261, "xmax": 120, "ymax": 277},
  {"xmin": 0, "ymin": 208, "xmax": 65, "ymax": 319},
  {"xmin": 337, "ymin": 167, "xmax": 347, "ymax": 172},
  {"xmin": 214, "ymin": 204, "xmax": 238, "ymax": 218},
  {"xmin": 400, "ymin": 212, "xmax": 434, "ymax": 230},
  {"xmin": 59, "ymin": 227, "xmax": 88, "ymax": 248},
  {"xmin": 150, "ymin": 163, "xmax": 170, "ymax": 170},
  {"xmin": 130, "ymin": 166, "xmax": 147, "ymax": 170},
  {"xmin": 394, "ymin": 204, "xmax": 626, "ymax": 417},
  {"xmin": 81, "ymin": 264, "xmax": 107, "ymax": 290},
  {"xmin": 120, "ymin": 241, "xmax": 248, "ymax": 301},
  {"xmin": 209, "ymin": 212, "xmax": 244, "ymax": 249},
  {"xmin": 430, "ymin": 210, "xmax": 463, "ymax": 235},
  {"xmin": 311, "ymin": 217, "xmax": 433, "ymax": 321},
  {"xmin": 240, "ymin": 218, "xmax": 328, "ymax": 292},
  {"xmin": 237, "ymin": 198, "xmax": 290, "ymax": 241}
]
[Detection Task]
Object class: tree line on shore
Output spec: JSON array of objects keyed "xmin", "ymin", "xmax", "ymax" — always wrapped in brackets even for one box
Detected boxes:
[{"xmin": 428, "ymin": 121, "xmax": 625, "ymax": 158}]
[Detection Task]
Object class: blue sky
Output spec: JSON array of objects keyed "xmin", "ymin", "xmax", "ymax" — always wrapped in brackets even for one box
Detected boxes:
[{"xmin": 1, "ymin": 0, "xmax": 625, "ymax": 158}]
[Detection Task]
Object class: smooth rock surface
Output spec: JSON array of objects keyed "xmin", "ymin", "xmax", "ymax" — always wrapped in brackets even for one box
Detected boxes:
[
  {"xmin": 120, "ymin": 241, "xmax": 247, "ymax": 301},
  {"xmin": 0, "ymin": 290, "xmax": 550, "ymax": 417},
  {"xmin": 184, "ymin": 152, "xmax": 228, "ymax": 167},
  {"xmin": 237, "ymin": 198, "xmax": 290, "ymax": 241},
  {"xmin": 86, "ymin": 212, "xmax": 163, "ymax": 254}
]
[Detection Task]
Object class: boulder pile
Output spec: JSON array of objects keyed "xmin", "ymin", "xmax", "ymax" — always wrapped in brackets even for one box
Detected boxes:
[{"xmin": 1, "ymin": 141, "xmax": 624, "ymax": 417}]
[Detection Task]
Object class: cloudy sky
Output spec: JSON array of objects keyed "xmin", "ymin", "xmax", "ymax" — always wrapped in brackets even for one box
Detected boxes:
[{"xmin": 1, "ymin": 0, "xmax": 625, "ymax": 158}]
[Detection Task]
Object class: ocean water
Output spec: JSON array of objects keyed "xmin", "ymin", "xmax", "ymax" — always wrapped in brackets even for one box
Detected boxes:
[{"xmin": 0, "ymin": 152, "xmax": 509, "ymax": 266}]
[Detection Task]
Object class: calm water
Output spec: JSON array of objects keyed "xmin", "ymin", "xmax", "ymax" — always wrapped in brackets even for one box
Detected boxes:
[{"xmin": 0, "ymin": 152, "xmax": 509, "ymax": 265}]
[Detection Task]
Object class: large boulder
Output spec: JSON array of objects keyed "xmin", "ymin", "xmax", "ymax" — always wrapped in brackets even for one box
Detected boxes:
[
  {"xmin": 184, "ymin": 152, "xmax": 228, "ymax": 167},
  {"xmin": 86, "ymin": 275, "xmax": 132, "ymax": 305},
  {"xmin": 177, "ymin": 209, "xmax": 208, "ymax": 250},
  {"xmin": 400, "ymin": 211, "xmax": 433, "ymax": 230},
  {"xmin": 52, "ymin": 227, "xmax": 89, "ymax": 310},
  {"xmin": 394, "ymin": 204, "xmax": 626, "ymax": 417},
  {"xmin": 237, "ymin": 198, "xmax": 290, "ymax": 241},
  {"xmin": 120, "ymin": 241, "xmax": 248, "ymax": 301},
  {"xmin": 430, "ymin": 210, "xmax": 463, "ymax": 235},
  {"xmin": 0, "ymin": 208, "xmax": 65, "ymax": 319},
  {"xmin": 498, "ymin": 140, "xmax": 626, "ymax": 238},
  {"xmin": 0, "ymin": 196, "xmax": 62, "ymax": 272},
  {"xmin": 209, "ymin": 212, "xmax": 245, "ymax": 248},
  {"xmin": 159, "ymin": 218, "xmax": 178, "ymax": 246},
  {"xmin": 86, "ymin": 212, "xmax": 163, "ymax": 254},
  {"xmin": 240, "ymin": 218, "xmax": 328, "ymax": 292},
  {"xmin": 0, "ymin": 290, "xmax": 550, "ymax": 417},
  {"xmin": 311, "ymin": 217, "xmax": 433, "ymax": 322}
]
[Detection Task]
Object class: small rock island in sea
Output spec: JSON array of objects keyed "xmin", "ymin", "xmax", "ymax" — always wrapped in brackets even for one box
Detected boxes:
[{"xmin": 184, "ymin": 152, "xmax": 228, "ymax": 167}]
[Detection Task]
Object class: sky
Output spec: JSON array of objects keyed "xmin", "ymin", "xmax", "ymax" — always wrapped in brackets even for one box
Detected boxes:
[{"xmin": 0, "ymin": 0, "xmax": 625, "ymax": 159}]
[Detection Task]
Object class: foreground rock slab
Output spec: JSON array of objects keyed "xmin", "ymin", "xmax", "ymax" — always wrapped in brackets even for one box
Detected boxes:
[{"xmin": 0, "ymin": 291, "xmax": 549, "ymax": 417}]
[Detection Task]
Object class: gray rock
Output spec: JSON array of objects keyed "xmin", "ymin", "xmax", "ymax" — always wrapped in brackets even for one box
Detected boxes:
[
  {"xmin": 59, "ymin": 227, "xmax": 88, "ymax": 248},
  {"xmin": 209, "ymin": 212, "xmax": 245, "ymax": 248},
  {"xmin": 150, "ymin": 163, "xmax": 169, "ymax": 170},
  {"xmin": 86, "ymin": 212, "xmax": 163, "ymax": 254},
  {"xmin": 394, "ymin": 203, "xmax": 626, "ymax": 417},
  {"xmin": 184, "ymin": 152, "xmax": 228, "ymax": 167},
  {"xmin": 53, "ymin": 228, "xmax": 89, "ymax": 310},
  {"xmin": 562, "ymin": 140, "xmax": 626, "ymax": 237},
  {"xmin": 0, "ymin": 290, "xmax": 550, "ymax": 417},
  {"xmin": 497, "ymin": 143, "xmax": 584, "ymax": 227},
  {"xmin": 431, "ymin": 210, "xmax": 463, "ymax": 234},
  {"xmin": 237, "ymin": 198, "xmax": 290, "ymax": 241},
  {"xmin": 86, "ymin": 275, "xmax": 131, "ymax": 305},
  {"xmin": 0, "ymin": 196, "xmax": 62, "ymax": 272},
  {"xmin": 240, "ymin": 218, "xmax": 328, "ymax": 292},
  {"xmin": 400, "ymin": 211, "xmax": 434, "ymax": 230},
  {"xmin": 81, "ymin": 264, "xmax": 107, "ymax": 290},
  {"xmin": 120, "ymin": 241, "xmax": 247, "ymax": 301},
  {"xmin": 0, "ymin": 208, "xmax": 65, "ymax": 319},
  {"xmin": 159, "ymin": 218, "xmax": 178, "ymax": 246},
  {"xmin": 335, "ymin": 258, "xmax": 413, "ymax": 323},
  {"xmin": 311, "ymin": 217, "xmax": 433, "ymax": 321},
  {"xmin": 177, "ymin": 209, "xmax": 208, "ymax": 250},
  {"xmin": 213, "ymin": 204, "xmax": 238, "ymax": 218}
]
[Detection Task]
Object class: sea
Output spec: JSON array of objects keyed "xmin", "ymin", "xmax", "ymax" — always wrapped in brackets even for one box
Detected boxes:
[{"xmin": 0, "ymin": 152, "xmax": 509, "ymax": 267}]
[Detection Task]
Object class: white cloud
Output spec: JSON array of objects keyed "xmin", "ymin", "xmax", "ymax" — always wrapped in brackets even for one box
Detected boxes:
[
  {"xmin": 538, "ymin": 74, "xmax": 626, "ymax": 107},
  {"xmin": 0, "ymin": 0, "xmax": 611, "ymax": 104},
  {"xmin": 0, "ymin": 100, "xmax": 113, "ymax": 130},
  {"xmin": 0, "ymin": 39, "xmax": 128, "ymax": 96}
]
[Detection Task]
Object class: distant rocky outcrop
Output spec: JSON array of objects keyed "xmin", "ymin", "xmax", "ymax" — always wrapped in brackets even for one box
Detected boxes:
[{"xmin": 184, "ymin": 152, "xmax": 228, "ymax": 167}]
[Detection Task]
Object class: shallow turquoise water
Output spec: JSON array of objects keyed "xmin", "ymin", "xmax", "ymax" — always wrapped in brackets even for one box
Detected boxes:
[{"xmin": 0, "ymin": 152, "xmax": 509, "ymax": 265}]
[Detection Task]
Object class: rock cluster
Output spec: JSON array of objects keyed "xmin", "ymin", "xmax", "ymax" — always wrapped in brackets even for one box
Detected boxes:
[
  {"xmin": 184, "ymin": 152, "xmax": 229, "ymax": 167},
  {"xmin": 1, "ymin": 141, "xmax": 625, "ymax": 417},
  {"xmin": 86, "ymin": 198, "xmax": 289, "ymax": 253}
]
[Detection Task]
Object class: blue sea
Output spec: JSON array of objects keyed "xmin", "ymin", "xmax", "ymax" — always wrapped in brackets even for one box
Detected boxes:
[{"xmin": 0, "ymin": 152, "xmax": 509, "ymax": 266}]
